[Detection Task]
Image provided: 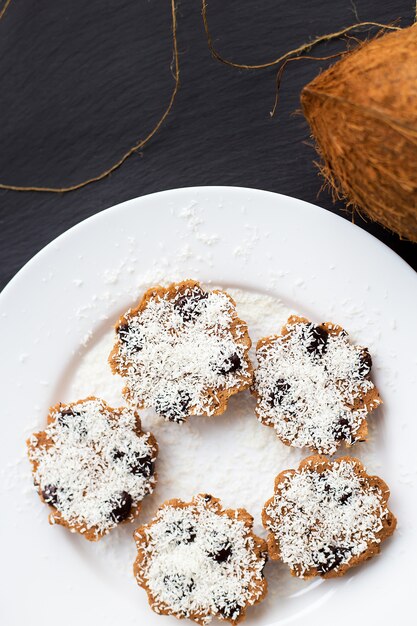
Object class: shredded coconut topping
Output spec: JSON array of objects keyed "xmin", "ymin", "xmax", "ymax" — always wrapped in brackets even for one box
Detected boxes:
[
  {"xmin": 28, "ymin": 398, "xmax": 157, "ymax": 536},
  {"xmin": 111, "ymin": 282, "xmax": 252, "ymax": 421},
  {"xmin": 135, "ymin": 495, "xmax": 266, "ymax": 624},
  {"xmin": 254, "ymin": 317, "xmax": 380, "ymax": 454},
  {"xmin": 265, "ymin": 459, "xmax": 390, "ymax": 577}
]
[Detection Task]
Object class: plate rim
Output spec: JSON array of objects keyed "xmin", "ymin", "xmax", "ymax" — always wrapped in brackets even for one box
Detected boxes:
[{"xmin": 2, "ymin": 186, "xmax": 415, "ymax": 302}]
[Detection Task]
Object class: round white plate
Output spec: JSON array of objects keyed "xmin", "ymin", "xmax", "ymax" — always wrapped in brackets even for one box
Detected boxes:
[{"xmin": 1, "ymin": 187, "xmax": 416, "ymax": 626}]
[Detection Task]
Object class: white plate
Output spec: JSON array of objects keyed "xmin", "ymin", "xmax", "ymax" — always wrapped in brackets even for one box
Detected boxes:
[{"xmin": 1, "ymin": 187, "xmax": 416, "ymax": 626}]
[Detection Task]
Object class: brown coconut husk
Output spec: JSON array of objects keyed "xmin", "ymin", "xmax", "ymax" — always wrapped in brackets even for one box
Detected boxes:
[{"xmin": 301, "ymin": 24, "xmax": 417, "ymax": 242}]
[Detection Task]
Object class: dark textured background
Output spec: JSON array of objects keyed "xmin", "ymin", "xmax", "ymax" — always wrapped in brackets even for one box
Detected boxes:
[{"xmin": 0, "ymin": 0, "xmax": 416, "ymax": 290}]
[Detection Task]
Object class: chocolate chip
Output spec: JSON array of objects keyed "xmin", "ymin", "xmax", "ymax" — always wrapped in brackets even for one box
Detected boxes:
[
  {"xmin": 209, "ymin": 544, "xmax": 232, "ymax": 563},
  {"xmin": 60, "ymin": 408, "xmax": 74, "ymax": 417},
  {"xmin": 155, "ymin": 390, "xmax": 191, "ymax": 423},
  {"xmin": 118, "ymin": 322, "xmax": 142, "ymax": 351},
  {"xmin": 109, "ymin": 491, "xmax": 132, "ymax": 523},
  {"xmin": 176, "ymin": 520, "xmax": 197, "ymax": 543},
  {"xmin": 217, "ymin": 602, "xmax": 241, "ymax": 620},
  {"xmin": 180, "ymin": 391, "xmax": 191, "ymax": 416},
  {"xmin": 163, "ymin": 574, "xmax": 195, "ymax": 598},
  {"xmin": 129, "ymin": 453, "xmax": 155, "ymax": 478},
  {"xmin": 118, "ymin": 322, "xmax": 129, "ymax": 342},
  {"xmin": 112, "ymin": 449, "xmax": 126, "ymax": 461},
  {"xmin": 304, "ymin": 325, "xmax": 328, "ymax": 356},
  {"xmin": 112, "ymin": 448, "xmax": 155, "ymax": 478},
  {"xmin": 333, "ymin": 417, "xmax": 351, "ymax": 441},
  {"xmin": 317, "ymin": 473, "xmax": 333, "ymax": 496},
  {"xmin": 174, "ymin": 287, "xmax": 208, "ymax": 322},
  {"xmin": 315, "ymin": 546, "xmax": 349, "ymax": 575},
  {"xmin": 358, "ymin": 349, "xmax": 372, "ymax": 377},
  {"xmin": 57, "ymin": 407, "xmax": 75, "ymax": 426},
  {"xmin": 185, "ymin": 530, "xmax": 197, "ymax": 544},
  {"xmin": 218, "ymin": 352, "xmax": 241, "ymax": 375},
  {"xmin": 42, "ymin": 484, "xmax": 59, "ymax": 506},
  {"xmin": 163, "ymin": 574, "xmax": 175, "ymax": 588},
  {"xmin": 167, "ymin": 520, "xmax": 196, "ymax": 544},
  {"xmin": 57, "ymin": 406, "xmax": 87, "ymax": 435},
  {"xmin": 269, "ymin": 379, "xmax": 291, "ymax": 407},
  {"xmin": 339, "ymin": 490, "xmax": 352, "ymax": 505},
  {"xmin": 174, "ymin": 295, "xmax": 192, "ymax": 320}
]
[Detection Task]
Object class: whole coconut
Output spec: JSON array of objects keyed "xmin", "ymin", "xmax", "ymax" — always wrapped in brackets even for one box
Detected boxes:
[{"xmin": 301, "ymin": 24, "xmax": 417, "ymax": 242}]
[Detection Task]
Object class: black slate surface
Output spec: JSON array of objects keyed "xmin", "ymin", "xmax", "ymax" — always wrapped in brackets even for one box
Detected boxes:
[{"xmin": 0, "ymin": 0, "xmax": 416, "ymax": 290}]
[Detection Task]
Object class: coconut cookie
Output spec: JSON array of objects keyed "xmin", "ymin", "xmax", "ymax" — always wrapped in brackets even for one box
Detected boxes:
[
  {"xmin": 109, "ymin": 280, "xmax": 253, "ymax": 423},
  {"xmin": 253, "ymin": 315, "xmax": 381, "ymax": 454},
  {"xmin": 262, "ymin": 455, "xmax": 396, "ymax": 579},
  {"xmin": 133, "ymin": 494, "xmax": 268, "ymax": 624},
  {"xmin": 27, "ymin": 397, "xmax": 158, "ymax": 540}
]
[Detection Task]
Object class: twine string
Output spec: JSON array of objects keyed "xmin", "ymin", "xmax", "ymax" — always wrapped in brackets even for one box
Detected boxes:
[
  {"xmin": 0, "ymin": 0, "xmax": 12, "ymax": 20},
  {"xmin": 201, "ymin": 0, "xmax": 400, "ymax": 71},
  {"xmin": 270, "ymin": 51, "xmax": 348, "ymax": 117},
  {"xmin": 0, "ymin": 0, "xmax": 180, "ymax": 193}
]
